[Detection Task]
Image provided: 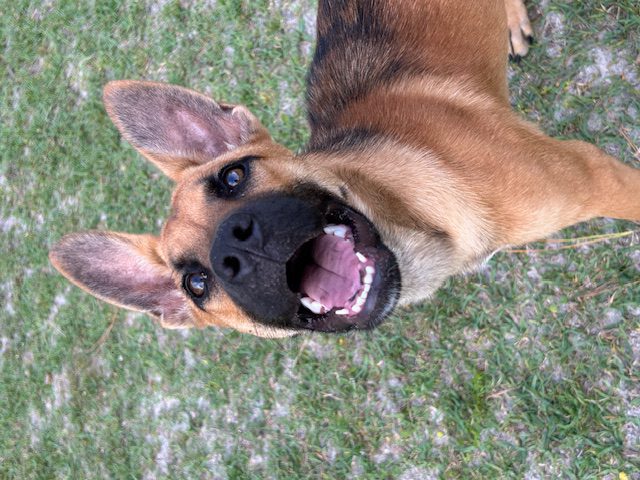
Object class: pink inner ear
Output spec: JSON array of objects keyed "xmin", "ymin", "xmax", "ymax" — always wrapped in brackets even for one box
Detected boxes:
[
  {"xmin": 104, "ymin": 82, "xmax": 261, "ymax": 177},
  {"xmin": 168, "ymin": 108, "xmax": 244, "ymax": 158},
  {"xmin": 176, "ymin": 110, "xmax": 211, "ymax": 141},
  {"xmin": 100, "ymin": 240, "xmax": 187, "ymax": 318},
  {"xmin": 51, "ymin": 232, "xmax": 190, "ymax": 325}
]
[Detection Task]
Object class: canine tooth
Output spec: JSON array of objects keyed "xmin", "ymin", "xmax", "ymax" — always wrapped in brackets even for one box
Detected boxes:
[
  {"xmin": 360, "ymin": 290, "xmax": 368, "ymax": 300},
  {"xmin": 323, "ymin": 225, "xmax": 338, "ymax": 235},
  {"xmin": 352, "ymin": 305, "xmax": 362, "ymax": 313},
  {"xmin": 364, "ymin": 273, "xmax": 373, "ymax": 285},
  {"xmin": 365, "ymin": 266, "xmax": 375, "ymax": 275},
  {"xmin": 363, "ymin": 284, "xmax": 371, "ymax": 294},
  {"xmin": 356, "ymin": 252, "xmax": 367, "ymax": 263},
  {"xmin": 301, "ymin": 297, "xmax": 327, "ymax": 314},
  {"xmin": 300, "ymin": 297, "xmax": 315, "ymax": 310},
  {"xmin": 335, "ymin": 309, "xmax": 349, "ymax": 315}
]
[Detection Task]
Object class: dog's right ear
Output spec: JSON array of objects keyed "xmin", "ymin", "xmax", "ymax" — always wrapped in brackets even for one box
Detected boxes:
[{"xmin": 103, "ymin": 80, "xmax": 270, "ymax": 180}]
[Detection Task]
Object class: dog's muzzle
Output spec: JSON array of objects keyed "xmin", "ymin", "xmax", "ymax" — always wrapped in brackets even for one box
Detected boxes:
[{"xmin": 211, "ymin": 190, "xmax": 401, "ymax": 332}]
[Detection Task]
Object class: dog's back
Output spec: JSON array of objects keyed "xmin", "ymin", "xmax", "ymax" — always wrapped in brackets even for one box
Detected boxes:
[{"xmin": 306, "ymin": 0, "xmax": 511, "ymax": 150}]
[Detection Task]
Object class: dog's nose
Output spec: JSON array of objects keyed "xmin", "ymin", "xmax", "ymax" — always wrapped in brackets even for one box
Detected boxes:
[
  {"xmin": 212, "ymin": 213, "xmax": 264, "ymax": 282},
  {"xmin": 209, "ymin": 193, "xmax": 324, "ymax": 325},
  {"xmin": 228, "ymin": 213, "xmax": 263, "ymax": 247}
]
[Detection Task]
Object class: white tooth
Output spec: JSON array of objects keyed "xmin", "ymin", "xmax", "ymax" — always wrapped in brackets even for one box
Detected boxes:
[
  {"xmin": 352, "ymin": 305, "xmax": 362, "ymax": 313},
  {"xmin": 355, "ymin": 297, "xmax": 365, "ymax": 307},
  {"xmin": 360, "ymin": 290, "xmax": 368, "ymax": 300},
  {"xmin": 311, "ymin": 301, "xmax": 327, "ymax": 314},
  {"xmin": 364, "ymin": 273, "xmax": 373, "ymax": 285},
  {"xmin": 363, "ymin": 284, "xmax": 371, "ymax": 293},
  {"xmin": 300, "ymin": 297, "xmax": 315, "ymax": 310},
  {"xmin": 335, "ymin": 309, "xmax": 349, "ymax": 315},
  {"xmin": 356, "ymin": 252, "xmax": 367, "ymax": 263},
  {"xmin": 365, "ymin": 266, "xmax": 375, "ymax": 275},
  {"xmin": 301, "ymin": 297, "xmax": 327, "ymax": 314},
  {"xmin": 333, "ymin": 225, "xmax": 347, "ymax": 238},
  {"xmin": 300, "ymin": 297, "xmax": 324, "ymax": 314},
  {"xmin": 323, "ymin": 224, "xmax": 348, "ymax": 238},
  {"xmin": 323, "ymin": 225, "xmax": 339, "ymax": 235}
]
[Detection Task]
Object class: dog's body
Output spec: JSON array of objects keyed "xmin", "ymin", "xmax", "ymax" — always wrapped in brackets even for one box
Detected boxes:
[{"xmin": 50, "ymin": 0, "xmax": 640, "ymax": 337}]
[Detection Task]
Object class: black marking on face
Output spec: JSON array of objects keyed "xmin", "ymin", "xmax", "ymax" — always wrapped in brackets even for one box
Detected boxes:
[
  {"xmin": 210, "ymin": 192, "xmax": 326, "ymax": 326},
  {"xmin": 207, "ymin": 184, "xmax": 401, "ymax": 333}
]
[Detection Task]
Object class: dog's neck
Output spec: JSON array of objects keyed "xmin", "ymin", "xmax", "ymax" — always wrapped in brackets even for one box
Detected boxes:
[{"xmin": 300, "ymin": 139, "xmax": 495, "ymax": 303}]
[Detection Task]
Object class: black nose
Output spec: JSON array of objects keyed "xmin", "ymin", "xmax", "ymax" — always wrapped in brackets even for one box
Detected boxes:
[
  {"xmin": 210, "ymin": 193, "xmax": 324, "ymax": 325},
  {"xmin": 213, "ymin": 213, "xmax": 264, "ymax": 282}
]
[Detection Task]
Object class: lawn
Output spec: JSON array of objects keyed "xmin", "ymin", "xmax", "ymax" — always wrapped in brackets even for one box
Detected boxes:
[{"xmin": 1, "ymin": 0, "xmax": 639, "ymax": 478}]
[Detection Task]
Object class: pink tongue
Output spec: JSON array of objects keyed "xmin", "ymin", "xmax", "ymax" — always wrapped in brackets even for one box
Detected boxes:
[{"xmin": 300, "ymin": 234, "xmax": 361, "ymax": 309}]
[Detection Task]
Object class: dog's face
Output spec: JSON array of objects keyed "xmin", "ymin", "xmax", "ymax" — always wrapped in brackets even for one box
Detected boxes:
[{"xmin": 50, "ymin": 81, "xmax": 402, "ymax": 337}]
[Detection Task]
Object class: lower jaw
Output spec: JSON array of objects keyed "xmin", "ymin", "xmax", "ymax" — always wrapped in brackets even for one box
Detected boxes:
[
  {"xmin": 300, "ymin": 262, "xmax": 376, "ymax": 317},
  {"xmin": 295, "ymin": 264, "xmax": 395, "ymax": 333}
]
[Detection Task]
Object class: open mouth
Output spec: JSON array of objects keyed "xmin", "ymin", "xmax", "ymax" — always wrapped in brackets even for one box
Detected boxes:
[
  {"xmin": 291, "ymin": 223, "xmax": 375, "ymax": 315},
  {"xmin": 286, "ymin": 205, "xmax": 400, "ymax": 332},
  {"xmin": 210, "ymin": 190, "xmax": 400, "ymax": 334}
]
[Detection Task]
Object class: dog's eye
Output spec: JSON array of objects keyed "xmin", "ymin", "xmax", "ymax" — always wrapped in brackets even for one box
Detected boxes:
[
  {"xmin": 184, "ymin": 272, "xmax": 207, "ymax": 298},
  {"xmin": 208, "ymin": 158, "xmax": 254, "ymax": 198},
  {"xmin": 222, "ymin": 165, "xmax": 245, "ymax": 189}
]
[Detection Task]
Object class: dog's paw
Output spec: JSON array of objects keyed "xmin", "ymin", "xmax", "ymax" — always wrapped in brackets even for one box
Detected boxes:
[{"xmin": 505, "ymin": 0, "xmax": 534, "ymax": 62}]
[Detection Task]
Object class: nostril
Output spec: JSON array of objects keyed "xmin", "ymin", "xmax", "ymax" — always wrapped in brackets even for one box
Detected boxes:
[
  {"xmin": 223, "ymin": 256, "xmax": 241, "ymax": 278},
  {"xmin": 232, "ymin": 219, "xmax": 253, "ymax": 241}
]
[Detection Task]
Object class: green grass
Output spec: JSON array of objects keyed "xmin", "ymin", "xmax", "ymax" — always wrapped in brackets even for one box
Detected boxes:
[{"xmin": 1, "ymin": 0, "xmax": 639, "ymax": 478}]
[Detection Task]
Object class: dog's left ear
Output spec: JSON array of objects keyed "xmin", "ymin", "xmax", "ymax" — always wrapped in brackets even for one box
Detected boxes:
[
  {"xmin": 49, "ymin": 231, "xmax": 193, "ymax": 329},
  {"xmin": 103, "ymin": 80, "xmax": 271, "ymax": 180}
]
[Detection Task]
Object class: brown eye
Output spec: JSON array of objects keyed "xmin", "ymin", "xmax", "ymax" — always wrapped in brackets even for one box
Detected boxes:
[
  {"xmin": 185, "ymin": 272, "xmax": 207, "ymax": 298},
  {"xmin": 223, "ymin": 166, "xmax": 245, "ymax": 188}
]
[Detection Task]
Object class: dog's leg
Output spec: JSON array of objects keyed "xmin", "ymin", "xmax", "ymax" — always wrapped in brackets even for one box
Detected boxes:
[
  {"xmin": 505, "ymin": 0, "xmax": 534, "ymax": 61},
  {"xmin": 483, "ymin": 131, "xmax": 640, "ymax": 247},
  {"xmin": 563, "ymin": 140, "xmax": 640, "ymax": 223}
]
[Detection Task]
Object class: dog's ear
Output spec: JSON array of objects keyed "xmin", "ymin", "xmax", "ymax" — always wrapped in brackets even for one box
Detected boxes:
[
  {"xmin": 49, "ymin": 231, "xmax": 192, "ymax": 328},
  {"xmin": 103, "ymin": 80, "xmax": 269, "ymax": 180}
]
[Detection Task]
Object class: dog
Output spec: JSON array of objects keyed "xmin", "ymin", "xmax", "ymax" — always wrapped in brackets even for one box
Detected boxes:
[{"xmin": 49, "ymin": 0, "xmax": 640, "ymax": 337}]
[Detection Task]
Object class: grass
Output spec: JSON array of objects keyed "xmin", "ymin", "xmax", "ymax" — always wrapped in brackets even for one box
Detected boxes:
[{"xmin": 1, "ymin": 0, "xmax": 639, "ymax": 478}]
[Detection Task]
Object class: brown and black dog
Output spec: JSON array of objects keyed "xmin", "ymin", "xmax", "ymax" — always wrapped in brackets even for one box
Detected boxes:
[{"xmin": 50, "ymin": 0, "xmax": 640, "ymax": 337}]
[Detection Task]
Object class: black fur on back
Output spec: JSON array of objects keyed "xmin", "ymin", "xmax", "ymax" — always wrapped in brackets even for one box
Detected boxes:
[{"xmin": 305, "ymin": 0, "xmax": 427, "ymax": 151}]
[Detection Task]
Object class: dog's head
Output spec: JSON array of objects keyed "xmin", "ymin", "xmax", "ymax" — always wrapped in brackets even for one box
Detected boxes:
[{"xmin": 49, "ymin": 81, "xmax": 403, "ymax": 337}]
